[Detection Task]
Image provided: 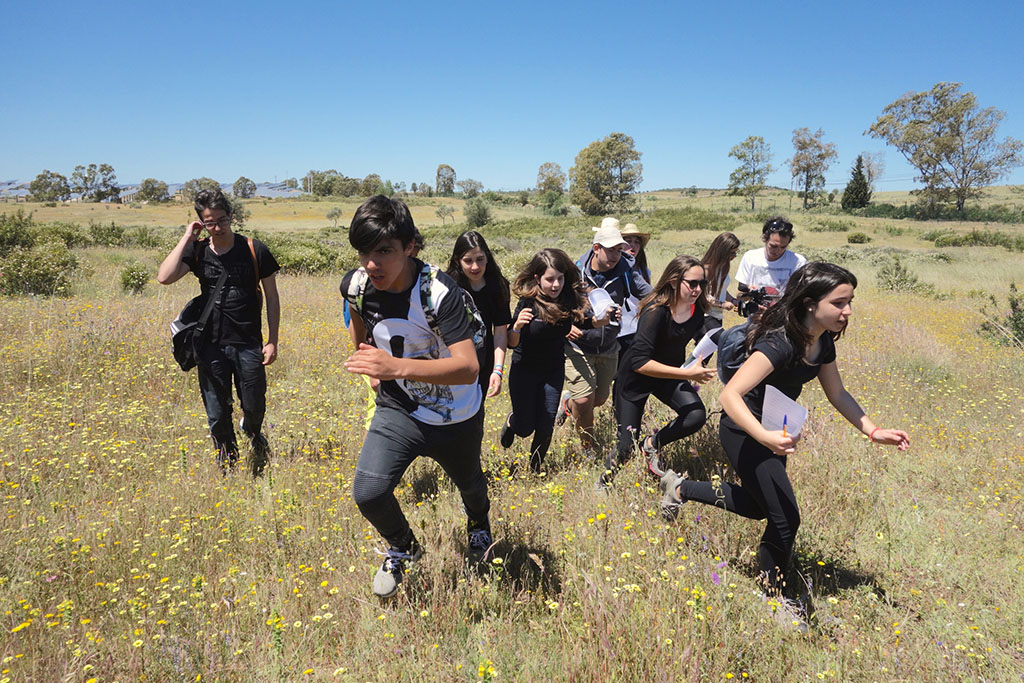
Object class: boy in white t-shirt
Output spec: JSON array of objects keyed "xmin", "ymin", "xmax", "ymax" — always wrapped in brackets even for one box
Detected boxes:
[{"xmin": 735, "ymin": 216, "xmax": 807, "ymax": 310}]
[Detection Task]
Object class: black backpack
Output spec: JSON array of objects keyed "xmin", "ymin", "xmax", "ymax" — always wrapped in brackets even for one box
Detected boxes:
[{"xmin": 716, "ymin": 320, "xmax": 752, "ymax": 384}]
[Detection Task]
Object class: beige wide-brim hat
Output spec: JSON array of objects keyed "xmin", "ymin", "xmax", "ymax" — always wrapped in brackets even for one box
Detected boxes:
[
  {"xmin": 620, "ymin": 223, "xmax": 650, "ymax": 249},
  {"xmin": 591, "ymin": 223, "xmax": 627, "ymax": 248}
]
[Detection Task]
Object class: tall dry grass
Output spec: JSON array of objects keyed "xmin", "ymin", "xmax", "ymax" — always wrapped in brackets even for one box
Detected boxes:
[{"xmin": 0, "ymin": 216, "xmax": 1022, "ymax": 680}]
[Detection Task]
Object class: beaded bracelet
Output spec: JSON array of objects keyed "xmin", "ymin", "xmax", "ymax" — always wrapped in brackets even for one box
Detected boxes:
[{"xmin": 492, "ymin": 364, "xmax": 504, "ymax": 377}]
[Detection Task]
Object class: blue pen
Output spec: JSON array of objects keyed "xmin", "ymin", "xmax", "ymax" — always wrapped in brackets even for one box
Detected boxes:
[{"xmin": 782, "ymin": 415, "xmax": 788, "ymax": 437}]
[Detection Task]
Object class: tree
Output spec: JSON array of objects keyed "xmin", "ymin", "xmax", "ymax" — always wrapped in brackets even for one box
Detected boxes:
[
  {"xmin": 283, "ymin": 178, "xmax": 298, "ymax": 189},
  {"xmin": 569, "ymin": 132, "xmax": 643, "ymax": 215},
  {"xmin": 536, "ymin": 162, "xmax": 566, "ymax": 194},
  {"xmin": 463, "ymin": 198, "xmax": 491, "ymax": 228},
  {"xmin": 435, "ymin": 204, "xmax": 454, "ymax": 224},
  {"xmin": 137, "ymin": 178, "xmax": 169, "ymax": 203},
  {"xmin": 861, "ymin": 152, "xmax": 885, "ymax": 191},
  {"xmin": 182, "ymin": 177, "xmax": 221, "ymax": 202},
  {"xmin": 841, "ymin": 155, "xmax": 872, "ymax": 209},
  {"xmin": 29, "ymin": 170, "xmax": 70, "ymax": 202},
  {"xmin": 788, "ymin": 128, "xmax": 837, "ymax": 209},
  {"xmin": 233, "ymin": 176, "xmax": 256, "ymax": 198},
  {"xmin": 326, "ymin": 206, "xmax": 342, "ymax": 228},
  {"xmin": 436, "ymin": 164, "xmax": 456, "ymax": 196},
  {"xmin": 868, "ymin": 82, "xmax": 1024, "ymax": 212},
  {"xmin": 360, "ymin": 174, "xmax": 382, "ymax": 197},
  {"xmin": 457, "ymin": 178, "xmax": 483, "ymax": 198},
  {"xmin": 410, "ymin": 182, "xmax": 418, "ymax": 193},
  {"xmin": 70, "ymin": 163, "xmax": 119, "ymax": 202},
  {"xmin": 726, "ymin": 136, "xmax": 775, "ymax": 210},
  {"xmin": 228, "ymin": 196, "xmax": 250, "ymax": 229}
]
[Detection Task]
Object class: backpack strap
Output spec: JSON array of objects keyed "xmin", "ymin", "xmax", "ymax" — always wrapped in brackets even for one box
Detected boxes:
[
  {"xmin": 418, "ymin": 263, "xmax": 441, "ymax": 337},
  {"xmin": 247, "ymin": 237, "xmax": 263, "ymax": 297},
  {"xmin": 346, "ymin": 267, "xmax": 370, "ymax": 316}
]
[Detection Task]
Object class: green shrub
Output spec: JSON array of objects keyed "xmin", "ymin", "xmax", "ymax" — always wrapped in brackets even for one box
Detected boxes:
[
  {"xmin": 876, "ymin": 256, "xmax": 934, "ymax": 296},
  {"xmin": 847, "ymin": 232, "xmax": 871, "ymax": 244},
  {"xmin": 36, "ymin": 221, "xmax": 90, "ymax": 248},
  {"xmin": 0, "ymin": 241, "xmax": 79, "ymax": 297},
  {"xmin": 88, "ymin": 220, "xmax": 125, "ymax": 247},
  {"xmin": 119, "ymin": 262, "xmax": 149, "ymax": 294},
  {"xmin": 808, "ymin": 218, "xmax": 854, "ymax": 232},
  {"xmin": 0, "ymin": 209, "xmax": 36, "ymax": 257},
  {"xmin": 980, "ymin": 282, "xmax": 1024, "ymax": 347},
  {"xmin": 931, "ymin": 229, "xmax": 1022, "ymax": 251},
  {"xmin": 464, "ymin": 198, "xmax": 491, "ymax": 229},
  {"xmin": 875, "ymin": 223, "xmax": 906, "ymax": 237},
  {"xmin": 640, "ymin": 207, "xmax": 740, "ymax": 233}
]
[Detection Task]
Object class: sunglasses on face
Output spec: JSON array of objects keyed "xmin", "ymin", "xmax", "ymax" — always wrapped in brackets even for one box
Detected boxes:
[{"xmin": 681, "ymin": 278, "xmax": 707, "ymax": 290}]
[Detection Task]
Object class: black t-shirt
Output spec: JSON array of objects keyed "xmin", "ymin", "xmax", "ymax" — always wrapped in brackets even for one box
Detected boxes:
[
  {"xmin": 735, "ymin": 330, "xmax": 837, "ymax": 422},
  {"xmin": 467, "ymin": 279, "xmax": 512, "ymax": 370},
  {"xmin": 340, "ymin": 260, "xmax": 479, "ymax": 425},
  {"xmin": 510, "ymin": 297, "xmax": 575, "ymax": 372},
  {"xmin": 181, "ymin": 233, "xmax": 280, "ymax": 346},
  {"xmin": 617, "ymin": 305, "xmax": 705, "ymax": 401}
]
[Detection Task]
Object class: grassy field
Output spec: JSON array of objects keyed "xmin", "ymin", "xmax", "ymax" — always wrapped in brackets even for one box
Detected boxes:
[{"xmin": 1, "ymin": 200, "xmax": 1023, "ymax": 680}]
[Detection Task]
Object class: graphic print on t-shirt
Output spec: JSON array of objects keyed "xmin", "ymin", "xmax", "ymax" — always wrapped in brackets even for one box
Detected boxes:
[{"xmin": 342, "ymin": 263, "xmax": 478, "ymax": 425}]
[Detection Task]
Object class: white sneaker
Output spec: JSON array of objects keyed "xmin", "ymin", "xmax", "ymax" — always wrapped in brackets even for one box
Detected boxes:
[{"xmin": 372, "ymin": 542, "xmax": 423, "ymax": 598}]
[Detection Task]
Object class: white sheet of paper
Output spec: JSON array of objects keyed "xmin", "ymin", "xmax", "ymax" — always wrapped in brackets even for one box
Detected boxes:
[
  {"xmin": 587, "ymin": 289, "xmax": 614, "ymax": 318},
  {"xmin": 761, "ymin": 384, "xmax": 808, "ymax": 436},
  {"xmin": 683, "ymin": 329, "xmax": 721, "ymax": 368}
]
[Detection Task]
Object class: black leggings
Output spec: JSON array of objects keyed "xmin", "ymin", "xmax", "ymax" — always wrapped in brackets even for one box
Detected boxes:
[
  {"xmin": 679, "ymin": 417, "xmax": 799, "ymax": 593},
  {"xmin": 612, "ymin": 378, "xmax": 707, "ymax": 472},
  {"xmin": 507, "ymin": 361, "xmax": 564, "ymax": 465}
]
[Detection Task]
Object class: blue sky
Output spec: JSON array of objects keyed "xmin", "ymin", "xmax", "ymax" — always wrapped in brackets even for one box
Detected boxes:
[{"xmin": 2, "ymin": 0, "xmax": 1023, "ymax": 193}]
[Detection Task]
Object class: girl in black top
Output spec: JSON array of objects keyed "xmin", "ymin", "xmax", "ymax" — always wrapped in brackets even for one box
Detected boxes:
[
  {"xmin": 661, "ymin": 262, "xmax": 910, "ymax": 600},
  {"xmin": 610, "ymin": 255, "xmax": 717, "ymax": 485},
  {"xmin": 500, "ymin": 249, "xmax": 608, "ymax": 472},
  {"xmin": 446, "ymin": 231, "xmax": 512, "ymax": 397}
]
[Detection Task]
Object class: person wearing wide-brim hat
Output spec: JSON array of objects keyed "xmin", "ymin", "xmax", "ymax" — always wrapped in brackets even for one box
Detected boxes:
[{"xmin": 619, "ymin": 223, "xmax": 651, "ymax": 284}]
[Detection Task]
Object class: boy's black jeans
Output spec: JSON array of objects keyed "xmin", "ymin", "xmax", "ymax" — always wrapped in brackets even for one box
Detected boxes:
[{"xmin": 197, "ymin": 343, "xmax": 267, "ymax": 450}]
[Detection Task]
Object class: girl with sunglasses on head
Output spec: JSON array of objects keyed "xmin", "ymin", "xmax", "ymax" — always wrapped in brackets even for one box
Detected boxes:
[
  {"xmin": 660, "ymin": 262, "xmax": 909, "ymax": 608},
  {"xmin": 446, "ymin": 230, "xmax": 512, "ymax": 399},
  {"xmin": 607, "ymin": 255, "xmax": 717, "ymax": 486},
  {"xmin": 501, "ymin": 249, "xmax": 610, "ymax": 472}
]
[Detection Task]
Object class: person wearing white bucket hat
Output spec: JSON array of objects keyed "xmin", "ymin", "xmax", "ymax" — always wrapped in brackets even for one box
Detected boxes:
[{"xmin": 557, "ymin": 218, "xmax": 653, "ymax": 455}]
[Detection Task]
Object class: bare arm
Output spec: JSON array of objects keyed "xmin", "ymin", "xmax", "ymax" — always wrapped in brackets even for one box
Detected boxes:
[
  {"xmin": 344, "ymin": 338, "xmax": 479, "ymax": 385},
  {"xmin": 157, "ymin": 222, "xmax": 202, "ymax": 284},
  {"xmin": 635, "ymin": 358, "xmax": 715, "ymax": 383},
  {"xmin": 719, "ymin": 351, "xmax": 800, "ymax": 455},
  {"xmin": 261, "ymin": 273, "xmax": 280, "ymax": 365},
  {"xmin": 818, "ymin": 361, "xmax": 909, "ymax": 449},
  {"xmin": 487, "ymin": 324, "xmax": 508, "ymax": 398}
]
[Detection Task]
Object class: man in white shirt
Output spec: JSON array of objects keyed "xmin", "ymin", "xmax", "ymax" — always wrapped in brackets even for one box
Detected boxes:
[{"xmin": 735, "ymin": 216, "xmax": 807, "ymax": 298}]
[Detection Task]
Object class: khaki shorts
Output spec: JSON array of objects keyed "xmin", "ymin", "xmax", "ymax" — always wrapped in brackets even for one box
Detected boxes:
[{"xmin": 564, "ymin": 344, "xmax": 619, "ymax": 402}]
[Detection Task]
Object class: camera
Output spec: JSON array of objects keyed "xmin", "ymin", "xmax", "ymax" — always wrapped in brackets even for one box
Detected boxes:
[{"xmin": 736, "ymin": 284, "xmax": 780, "ymax": 318}]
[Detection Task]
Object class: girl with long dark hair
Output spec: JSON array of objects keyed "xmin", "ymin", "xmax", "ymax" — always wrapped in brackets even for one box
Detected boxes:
[
  {"xmin": 608, "ymin": 255, "xmax": 717, "ymax": 485},
  {"xmin": 501, "ymin": 249, "xmax": 609, "ymax": 472},
  {"xmin": 660, "ymin": 262, "xmax": 909, "ymax": 604},
  {"xmin": 446, "ymin": 231, "xmax": 512, "ymax": 397}
]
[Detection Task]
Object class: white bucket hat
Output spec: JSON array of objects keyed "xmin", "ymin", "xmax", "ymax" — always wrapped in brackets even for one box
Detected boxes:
[{"xmin": 591, "ymin": 222, "xmax": 627, "ymax": 248}]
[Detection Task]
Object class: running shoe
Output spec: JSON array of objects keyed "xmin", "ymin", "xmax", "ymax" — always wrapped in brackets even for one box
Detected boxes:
[
  {"xmin": 499, "ymin": 413, "xmax": 515, "ymax": 448},
  {"xmin": 467, "ymin": 522, "xmax": 493, "ymax": 563},
  {"xmin": 659, "ymin": 469, "xmax": 686, "ymax": 521},
  {"xmin": 372, "ymin": 541, "xmax": 423, "ymax": 598},
  {"xmin": 555, "ymin": 390, "xmax": 572, "ymax": 426},
  {"xmin": 641, "ymin": 433, "xmax": 664, "ymax": 478}
]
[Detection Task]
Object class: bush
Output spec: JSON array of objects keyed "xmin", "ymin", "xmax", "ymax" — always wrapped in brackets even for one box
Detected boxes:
[
  {"xmin": 639, "ymin": 207, "xmax": 740, "ymax": 233},
  {"xmin": 847, "ymin": 232, "xmax": 871, "ymax": 244},
  {"xmin": 464, "ymin": 198, "xmax": 491, "ymax": 228},
  {"xmin": 980, "ymin": 282, "xmax": 1024, "ymax": 347},
  {"xmin": 875, "ymin": 223, "xmax": 906, "ymax": 237},
  {"xmin": 931, "ymin": 229, "xmax": 1023, "ymax": 251},
  {"xmin": 0, "ymin": 240, "xmax": 79, "ymax": 297},
  {"xmin": 88, "ymin": 220, "xmax": 125, "ymax": 247},
  {"xmin": 808, "ymin": 218, "xmax": 853, "ymax": 232},
  {"xmin": 876, "ymin": 256, "xmax": 934, "ymax": 296},
  {"xmin": 119, "ymin": 262, "xmax": 149, "ymax": 294},
  {"xmin": 0, "ymin": 210, "xmax": 36, "ymax": 257},
  {"xmin": 36, "ymin": 221, "xmax": 90, "ymax": 248}
]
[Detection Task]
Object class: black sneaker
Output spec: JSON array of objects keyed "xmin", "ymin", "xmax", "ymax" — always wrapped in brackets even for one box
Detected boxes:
[
  {"xmin": 372, "ymin": 542, "xmax": 423, "ymax": 599},
  {"xmin": 240, "ymin": 418, "xmax": 270, "ymax": 477},
  {"xmin": 467, "ymin": 522, "xmax": 493, "ymax": 563},
  {"xmin": 499, "ymin": 413, "xmax": 515, "ymax": 449},
  {"xmin": 216, "ymin": 443, "xmax": 239, "ymax": 474}
]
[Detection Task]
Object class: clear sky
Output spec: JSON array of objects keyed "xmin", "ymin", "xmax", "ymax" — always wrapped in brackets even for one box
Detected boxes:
[{"xmin": 2, "ymin": 0, "xmax": 1023, "ymax": 193}]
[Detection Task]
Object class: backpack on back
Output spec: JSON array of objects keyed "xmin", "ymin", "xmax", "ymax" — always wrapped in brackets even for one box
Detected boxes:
[
  {"xmin": 346, "ymin": 263, "xmax": 487, "ymax": 351},
  {"xmin": 716, "ymin": 320, "xmax": 752, "ymax": 384}
]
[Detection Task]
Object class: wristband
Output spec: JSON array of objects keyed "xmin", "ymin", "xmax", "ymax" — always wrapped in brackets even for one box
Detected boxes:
[
  {"xmin": 868, "ymin": 427, "xmax": 880, "ymax": 442},
  {"xmin": 492, "ymin": 364, "xmax": 504, "ymax": 377}
]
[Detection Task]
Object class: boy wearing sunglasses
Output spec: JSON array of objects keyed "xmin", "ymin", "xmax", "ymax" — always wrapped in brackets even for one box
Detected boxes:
[{"xmin": 735, "ymin": 216, "xmax": 807, "ymax": 310}]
